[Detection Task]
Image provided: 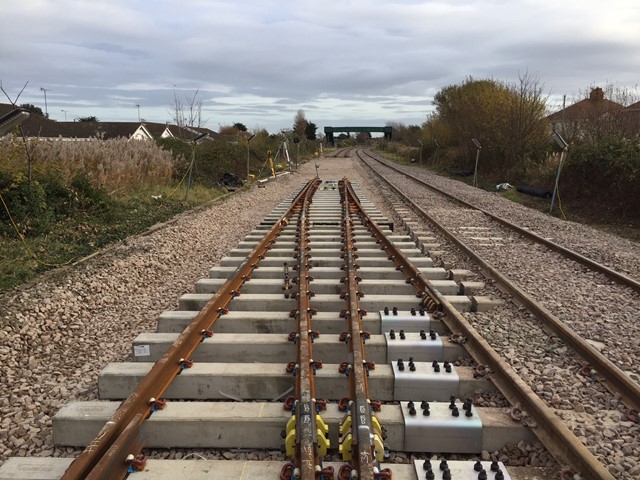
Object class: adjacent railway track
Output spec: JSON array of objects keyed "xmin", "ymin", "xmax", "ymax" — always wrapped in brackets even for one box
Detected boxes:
[{"xmin": 0, "ymin": 164, "xmax": 630, "ymax": 479}]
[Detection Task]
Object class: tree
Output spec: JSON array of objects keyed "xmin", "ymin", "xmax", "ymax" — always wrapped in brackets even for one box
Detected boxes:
[
  {"xmin": 77, "ymin": 116, "xmax": 98, "ymax": 122},
  {"xmin": 293, "ymin": 110, "xmax": 308, "ymax": 138},
  {"xmin": 432, "ymin": 75, "xmax": 548, "ymax": 174},
  {"xmin": 19, "ymin": 103, "xmax": 45, "ymax": 116},
  {"xmin": 233, "ymin": 122, "xmax": 247, "ymax": 132},
  {"xmin": 305, "ymin": 122, "xmax": 317, "ymax": 140},
  {"xmin": 170, "ymin": 88, "xmax": 207, "ymax": 128}
]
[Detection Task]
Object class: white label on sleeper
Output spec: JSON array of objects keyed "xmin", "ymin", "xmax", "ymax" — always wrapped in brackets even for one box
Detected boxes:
[{"xmin": 134, "ymin": 344, "xmax": 150, "ymax": 357}]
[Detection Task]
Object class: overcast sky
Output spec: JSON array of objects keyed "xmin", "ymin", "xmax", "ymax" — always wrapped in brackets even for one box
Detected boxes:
[{"xmin": 1, "ymin": 0, "xmax": 639, "ymax": 133}]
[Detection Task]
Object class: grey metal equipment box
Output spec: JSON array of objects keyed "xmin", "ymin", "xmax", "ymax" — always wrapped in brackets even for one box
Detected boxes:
[
  {"xmin": 385, "ymin": 331, "xmax": 443, "ymax": 362},
  {"xmin": 379, "ymin": 309, "xmax": 431, "ymax": 333},
  {"xmin": 412, "ymin": 459, "xmax": 512, "ymax": 480},
  {"xmin": 402, "ymin": 401, "xmax": 482, "ymax": 453},
  {"xmin": 392, "ymin": 361, "xmax": 459, "ymax": 402}
]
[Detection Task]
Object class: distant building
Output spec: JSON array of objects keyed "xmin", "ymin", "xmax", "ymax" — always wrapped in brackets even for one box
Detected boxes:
[
  {"xmin": 547, "ymin": 88, "xmax": 632, "ymax": 141},
  {"xmin": 548, "ymin": 87, "xmax": 624, "ymax": 126},
  {"xmin": 0, "ymin": 103, "xmax": 220, "ymax": 142},
  {"xmin": 620, "ymin": 100, "xmax": 640, "ymax": 136}
]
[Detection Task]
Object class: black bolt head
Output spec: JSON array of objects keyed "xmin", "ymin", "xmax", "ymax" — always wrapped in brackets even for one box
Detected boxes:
[
  {"xmin": 452, "ymin": 407, "xmax": 459, "ymax": 417},
  {"xmin": 384, "ymin": 307, "xmax": 389, "ymax": 315},
  {"xmin": 420, "ymin": 400, "xmax": 429, "ymax": 409},
  {"xmin": 439, "ymin": 460, "xmax": 448, "ymax": 471},
  {"xmin": 491, "ymin": 461, "xmax": 500, "ymax": 472},
  {"xmin": 474, "ymin": 460, "xmax": 483, "ymax": 471}
]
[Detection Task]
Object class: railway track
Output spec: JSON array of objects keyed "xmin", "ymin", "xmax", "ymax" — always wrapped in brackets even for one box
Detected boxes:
[
  {"xmin": 0, "ymin": 163, "xmax": 628, "ymax": 479},
  {"xmin": 356, "ymin": 148, "xmax": 640, "ymax": 404},
  {"xmin": 354, "ymin": 149, "xmax": 640, "ymax": 477}
]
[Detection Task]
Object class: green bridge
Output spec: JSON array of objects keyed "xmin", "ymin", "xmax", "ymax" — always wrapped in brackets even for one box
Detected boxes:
[{"xmin": 324, "ymin": 126, "xmax": 392, "ymax": 144}]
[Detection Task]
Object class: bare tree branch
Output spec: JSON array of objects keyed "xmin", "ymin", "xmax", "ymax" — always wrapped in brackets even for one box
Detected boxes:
[{"xmin": 0, "ymin": 80, "xmax": 29, "ymax": 105}]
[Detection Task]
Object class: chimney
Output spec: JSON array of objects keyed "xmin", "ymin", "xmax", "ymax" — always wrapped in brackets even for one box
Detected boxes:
[{"xmin": 589, "ymin": 87, "xmax": 605, "ymax": 101}]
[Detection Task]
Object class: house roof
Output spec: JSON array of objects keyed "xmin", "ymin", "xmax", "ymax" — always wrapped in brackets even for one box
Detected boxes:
[
  {"xmin": 0, "ymin": 103, "xmax": 222, "ymax": 141},
  {"xmin": 547, "ymin": 88, "xmax": 624, "ymax": 123},
  {"xmin": 623, "ymin": 101, "xmax": 640, "ymax": 111}
]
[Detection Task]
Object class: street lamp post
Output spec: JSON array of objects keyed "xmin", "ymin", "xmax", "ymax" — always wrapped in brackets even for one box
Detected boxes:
[
  {"xmin": 550, "ymin": 132, "xmax": 569, "ymax": 215},
  {"xmin": 471, "ymin": 138, "xmax": 482, "ymax": 187},
  {"xmin": 61, "ymin": 109, "xmax": 67, "ymax": 121},
  {"xmin": 136, "ymin": 104, "xmax": 141, "ymax": 122},
  {"xmin": 40, "ymin": 87, "xmax": 49, "ymax": 117}
]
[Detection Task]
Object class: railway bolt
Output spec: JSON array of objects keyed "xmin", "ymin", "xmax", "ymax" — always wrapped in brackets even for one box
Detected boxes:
[
  {"xmin": 125, "ymin": 453, "xmax": 147, "ymax": 472},
  {"xmin": 178, "ymin": 358, "xmax": 193, "ymax": 371}
]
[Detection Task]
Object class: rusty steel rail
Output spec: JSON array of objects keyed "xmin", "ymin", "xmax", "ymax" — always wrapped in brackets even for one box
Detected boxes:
[
  {"xmin": 61, "ymin": 179, "xmax": 321, "ymax": 480},
  {"xmin": 359, "ymin": 158, "xmax": 617, "ymax": 480},
  {"xmin": 346, "ymin": 177, "xmax": 441, "ymax": 312},
  {"xmin": 360, "ymin": 149, "xmax": 640, "ymax": 294},
  {"xmin": 282, "ymin": 178, "xmax": 330, "ymax": 479},
  {"xmin": 337, "ymin": 179, "xmax": 390, "ymax": 480},
  {"xmin": 359, "ymin": 150, "xmax": 640, "ymax": 412}
]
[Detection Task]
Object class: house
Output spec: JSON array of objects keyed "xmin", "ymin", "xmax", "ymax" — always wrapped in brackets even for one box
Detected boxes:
[
  {"xmin": 0, "ymin": 103, "xmax": 221, "ymax": 142},
  {"xmin": 620, "ymin": 101, "xmax": 640, "ymax": 136},
  {"xmin": 547, "ymin": 88, "xmax": 628, "ymax": 140},
  {"xmin": 548, "ymin": 88, "xmax": 624, "ymax": 126}
]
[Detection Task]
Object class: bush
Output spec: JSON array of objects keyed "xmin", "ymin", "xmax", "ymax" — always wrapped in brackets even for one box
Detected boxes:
[
  {"xmin": 0, "ymin": 137, "xmax": 174, "ymax": 192},
  {"xmin": 561, "ymin": 138, "xmax": 640, "ymax": 218},
  {"xmin": 0, "ymin": 170, "xmax": 113, "ymax": 237}
]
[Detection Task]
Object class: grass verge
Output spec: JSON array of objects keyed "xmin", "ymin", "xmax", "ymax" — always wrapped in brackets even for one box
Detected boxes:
[{"xmin": 0, "ymin": 183, "xmax": 223, "ymax": 292}]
